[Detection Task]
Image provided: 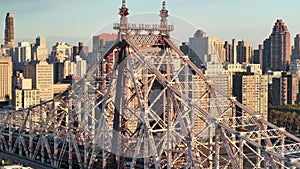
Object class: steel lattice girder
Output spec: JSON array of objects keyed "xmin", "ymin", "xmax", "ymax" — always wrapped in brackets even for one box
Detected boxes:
[{"xmin": 0, "ymin": 35, "xmax": 299, "ymax": 169}]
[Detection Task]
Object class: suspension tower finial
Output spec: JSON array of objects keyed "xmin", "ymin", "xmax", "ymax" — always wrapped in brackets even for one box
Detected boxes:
[
  {"xmin": 160, "ymin": 0, "xmax": 169, "ymax": 35},
  {"xmin": 122, "ymin": 0, "xmax": 126, "ymax": 8},
  {"xmin": 119, "ymin": 0, "xmax": 129, "ymax": 17},
  {"xmin": 117, "ymin": 0, "xmax": 129, "ymax": 39},
  {"xmin": 162, "ymin": 0, "xmax": 166, "ymax": 10}
]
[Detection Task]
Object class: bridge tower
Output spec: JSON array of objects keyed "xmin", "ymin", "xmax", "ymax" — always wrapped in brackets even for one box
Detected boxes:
[{"xmin": 0, "ymin": 1, "xmax": 299, "ymax": 169}]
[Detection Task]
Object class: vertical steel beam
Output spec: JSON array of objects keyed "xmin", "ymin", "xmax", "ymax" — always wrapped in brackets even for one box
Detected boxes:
[
  {"xmin": 214, "ymin": 126, "xmax": 220, "ymax": 169},
  {"xmin": 112, "ymin": 42, "xmax": 127, "ymax": 167}
]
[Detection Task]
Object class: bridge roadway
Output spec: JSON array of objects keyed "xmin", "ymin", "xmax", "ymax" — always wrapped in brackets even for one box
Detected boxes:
[
  {"xmin": 0, "ymin": 127, "xmax": 148, "ymax": 168},
  {"xmin": 0, "ymin": 151, "xmax": 59, "ymax": 169}
]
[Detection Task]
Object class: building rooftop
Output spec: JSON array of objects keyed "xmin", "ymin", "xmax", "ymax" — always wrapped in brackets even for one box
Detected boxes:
[{"xmin": 6, "ymin": 12, "xmax": 13, "ymax": 17}]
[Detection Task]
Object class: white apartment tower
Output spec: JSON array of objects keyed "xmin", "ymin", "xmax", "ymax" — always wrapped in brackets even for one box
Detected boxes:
[
  {"xmin": 0, "ymin": 57, "xmax": 12, "ymax": 103},
  {"xmin": 13, "ymin": 78, "xmax": 40, "ymax": 110},
  {"xmin": 24, "ymin": 61, "xmax": 53, "ymax": 101},
  {"xmin": 13, "ymin": 42, "xmax": 31, "ymax": 70},
  {"xmin": 75, "ymin": 55, "xmax": 87, "ymax": 79},
  {"xmin": 32, "ymin": 36, "xmax": 48, "ymax": 61},
  {"xmin": 189, "ymin": 29, "xmax": 226, "ymax": 67}
]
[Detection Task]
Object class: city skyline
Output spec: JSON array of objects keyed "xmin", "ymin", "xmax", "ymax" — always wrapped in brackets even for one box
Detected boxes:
[{"xmin": 0, "ymin": 0, "xmax": 300, "ymax": 48}]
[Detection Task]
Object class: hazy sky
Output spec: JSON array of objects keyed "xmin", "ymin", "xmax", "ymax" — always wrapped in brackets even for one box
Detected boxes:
[{"xmin": 0, "ymin": 0, "xmax": 299, "ymax": 48}]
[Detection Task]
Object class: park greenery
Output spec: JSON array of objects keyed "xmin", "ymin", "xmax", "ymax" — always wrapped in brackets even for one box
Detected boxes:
[{"xmin": 268, "ymin": 104, "xmax": 300, "ymax": 135}]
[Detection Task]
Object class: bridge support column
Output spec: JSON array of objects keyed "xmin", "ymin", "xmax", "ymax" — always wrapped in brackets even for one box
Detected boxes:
[
  {"xmin": 41, "ymin": 139, "xmax": 45, "ymax": 163},
  {"xmin": 8, "ymin": 113, "xmax": 12, "ymax": 153},
  {"xmin": 68, "ymin": 98, "xmax": 73, "ymax": 169},
  {"xmin": 280, "ymin": 135, "xmax": 285, "ymax": 169},
  {"xmin": 257, "ymin": 130, "xmax": 262, "ymax": 168},
  {"xmin": 29, "ymin": 110, "xmax": 33, "ymax": 159},
  {"xmin": 238, "ymin": 139, "xmax": 244, "ymax": 167},
  {"xmin": 82, "ymin": 78, "xmax": 88, "ymax": 169},
  {"xmin": 214, "ymin": 126, "xmax": 220, "ymax": 169},
  {"xmin": 263, "ymin": 149, "xmax": 269, "ymax": 168},
  {"xmin": 19, "ymin": 136, "xmax": 22, "ymax": 156},
  {"xmin": 208, "ymin": 126, "xmax": 213, "ymax": 169},
  {"xmin": 112, "ymin": 41, "xmax": 128, "ymax": 168}
]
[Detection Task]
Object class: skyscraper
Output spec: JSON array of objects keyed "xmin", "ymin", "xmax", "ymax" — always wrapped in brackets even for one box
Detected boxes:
[
  {"xmin": 263, "ymin": 19, "xmax": 291, "ymax": 72},
  {"xmin": 0, "ymin": 57, "xmax": 12, "ymax": 103},
  {"xmin": 232, "ymin": 39, "xmax": 238, "ymax": 64},
  {"xmin": 4, "ymin": 12, "xmax": 14, "ymax": 48},
  {"xmin": 224, "ymin": 41, "xmax": 232, "ymax": 63},
  {"xmin": 262, "ymin": 38, "xmax": 271, "ymax": 74},
  {"xmin": 236, "ymin": 40, "xmax": 253, "ymax": 64},
  {"xmin": 292, "ymin": 34, "xmax": 300, "ymax": 62},
  {"xmin": 189, "ymin": 29, "xmax": 226, "ymax": 67}
]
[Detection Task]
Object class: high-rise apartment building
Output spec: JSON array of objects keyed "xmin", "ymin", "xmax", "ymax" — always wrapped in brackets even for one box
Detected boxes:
[
  {"xmin": 50, "ymin": 42, "xmax": 73, "ymax": 83},
  {"xmin": 180, "ymin": 42, "xmax": 189, "ymax": 55},
  {"xmin": 236, "ymin": 40, "xmax": 253, "ymax": 64},
  {"xmin": 13, "ymin": 42, "xmax": 31, "ymax": 71},
  {"xmin": 4, "ymin": 12, "xmax": 14, "ymax": 48},
  {"xmin": 192, "ymin": 63, "xmax": 230, "ymax": 137},
  {"xmin": 73, "ymin": 42, "xmax": 88, "ymax": 61},
  {"xmin": 0, "ymin": 57, "xmax": 12, "ymax": 103},
  {"xmin": 262, "ymin": 38, "xmax": 271, "ymax": 74},
  {"xmin": 50, "ymin": 42, "xmax": 72, "ymax": 63},
  {"xmin": 263, "ymin": 19, "xmax": 291, "ymax": 72},
  {"xmin": 290, "ymin": 59, "xmax": 300, "ymax": 75},
  {"xmin": 232, "ymin": 39, "xmax": 238, "ymax": 64},
  {"xmin": 31, "ymin": 36, "xmax": 48, "ymax": 61},
  {"xmin": 270, "ymin": 72, "xmax": 299, "ymax": 106},
  {"xmin": 75, "ymin": 55, "xmax": 87, "ymax": 79},
  {"xmin": 93, "ymin": 33, "xmax": 118, "ymax": 52},
  {"xmin": 13, "ymin": 78, "xmax": 40, "ymax": 110},
  {"xmin": 292, "ymin": 34, "xmax": 300, "ymax": 62},
  {"xmin": 224, "ymin": 63, "xmax": 263, "ymax": 97},
  {"xmin": 224, "ymin": 41, "xmax": 232, "ymax": 63},
  {"xmin": 191, "ymin": 75, "xmax": 208, "ymax": 137},
  {"xmin": 24, "ymin": 61, "xmax": 53, "ymax": 101},
  {"xmin": 53, "ymin": 60, "xmax": 76, "ymax": 83},
  {"xmin": 253, "ymin": 45, "xmax": 263, "ymax": 65},
  {"xmin": 64, "ymin": 60, "xmax": 76, "ymax": 78},
  {"xmin": 189, "ymin": 29, "xmax": 226, "ymax": 68},
  {"xmin": 233, "ymin": 73, "xmax": 268, "ymax": 120},
  {"xmin": 53, "ymin": 62, "xmax": 64, "ymax": 83},
  {"xmin": 205, "ymin": 63, "xmax": 230, "ymax": 118}
]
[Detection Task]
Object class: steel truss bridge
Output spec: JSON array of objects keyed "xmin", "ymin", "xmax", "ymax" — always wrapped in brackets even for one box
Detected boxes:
[{"xmin": 1, "ymin": 1, "xmax": 300, "ymax": 169}]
